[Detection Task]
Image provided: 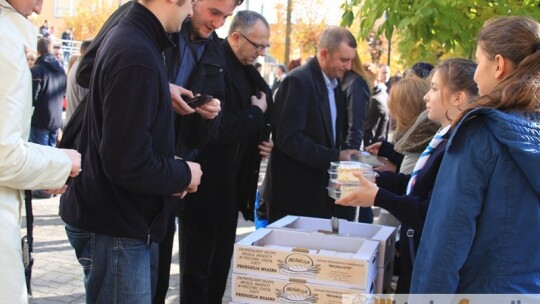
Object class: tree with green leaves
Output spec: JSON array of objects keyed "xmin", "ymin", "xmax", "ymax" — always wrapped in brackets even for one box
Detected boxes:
[{"xmin": 341, "ymin": 0, "xmax": 540, "ymax": 66}]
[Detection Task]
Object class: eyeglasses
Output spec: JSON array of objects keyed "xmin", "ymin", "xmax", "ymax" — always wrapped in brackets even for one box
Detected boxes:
[{"xmin": 238, "ymin": 32, "xmax": 270, "ymax": 52}]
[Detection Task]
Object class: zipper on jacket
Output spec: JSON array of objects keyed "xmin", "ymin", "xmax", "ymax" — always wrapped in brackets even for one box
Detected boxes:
[{"xmin": 147, "ymin": 231, "xmax": 151, "ymax": 246}]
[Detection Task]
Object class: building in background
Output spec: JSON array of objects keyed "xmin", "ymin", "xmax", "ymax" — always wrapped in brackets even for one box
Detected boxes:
[{"xmin": 28, "ymin": 0, "xmax": 130, "ymax": 32}]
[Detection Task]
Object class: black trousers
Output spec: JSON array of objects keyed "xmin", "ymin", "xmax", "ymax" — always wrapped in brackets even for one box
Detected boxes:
[{"xmin": 179, "ymin": 212, "xmax": 239, "ymax": 304}]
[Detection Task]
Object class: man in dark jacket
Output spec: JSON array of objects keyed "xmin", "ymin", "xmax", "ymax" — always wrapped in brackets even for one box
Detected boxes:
[
  {"xmin": 61, "ymin": 27, "xmax": 73, "ymax": 63},
  {"xmin": 363, "ymin": 66, "xmax": 390, "ymax": 146},
  {"xmin": 271, "ymin": 64, "xmax": 287, "ymax": 96},
  {"xmin": 268, "ymin": 26, "xmax": 360, "ymax": 223},
  {"xmin": 154, "ymin": 0, "xmax": 244, "ymax": 302},
  {"xmin": 30, "ymin": 37, "xmax": 66, "ymax": 147},
  {"xmin": 60, "ymin": 1, "xmax": 134, "ymax": 150},
  {"xmin": 178, "ymin": 10, "xmax": 273, "ymax": 304},
  {"xmin": 59, "ymin": 0, "xmax": 200, "ymax": 302}
]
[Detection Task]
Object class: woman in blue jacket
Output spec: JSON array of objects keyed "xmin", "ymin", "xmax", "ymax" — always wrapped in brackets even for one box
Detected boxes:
[
  {"xmin": 335, "ymin": 58, "xmax": 478, "ymax": 293},
  {"xmin": 411, "ymin": 16, "xmax": 540, "ymax": 293}
]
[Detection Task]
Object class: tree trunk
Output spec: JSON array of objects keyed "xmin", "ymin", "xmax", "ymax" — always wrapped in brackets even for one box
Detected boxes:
[{"xmin": 284, "ymin": 0, "xmax": 292, "ymax": 64}]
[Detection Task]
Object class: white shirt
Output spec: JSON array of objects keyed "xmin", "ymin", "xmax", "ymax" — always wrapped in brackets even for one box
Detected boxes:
[{"xmin": 322, "ymin": 72, "xmax": 338, "ymax": 144}]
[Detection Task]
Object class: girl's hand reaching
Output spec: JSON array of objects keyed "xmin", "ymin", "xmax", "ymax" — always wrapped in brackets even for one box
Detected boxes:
[{"xmin": 335, "ymin": 171, "xmax": 379, "ymax": 207}]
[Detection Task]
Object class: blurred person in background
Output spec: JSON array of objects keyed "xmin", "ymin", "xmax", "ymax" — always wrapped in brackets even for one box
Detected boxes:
[
  {"xmin": 271, "ymin": 63, "xmax": 287, "ymax": 96},
  {"xmin": 341, "ymin": 52, "xmax": 372, "ymax": 223},
  {"xmin": 363, "ymin": 63, "xmax": 390, "ymax": 146},
  {"xmin": 287, "ymin": 58, "xmax": 302, "ymax": 71},
  {"xmin": 65, "ymin": 39, "xmax": 92, "ymax": 124},
  {"xmin": 25, "ymin": 47, "xmax": 37, "ymax": 67},
  {"xmin": 30, "ymin": 37, "xmax": 66, "ymax": 148},
  {"xmin": 365, "ymin": 62, "xmax": 436, "ymax": 175},
  {"xmin": 39, "ymin": 18, "xmax": 49, "ymax": 37},
  {"xmin": 61, "ymin": 27, "xmax": 73, "ymax": 63},
  {"xmin": 52, "ymin": 44, "xmax": 63, "ymax": 67}
]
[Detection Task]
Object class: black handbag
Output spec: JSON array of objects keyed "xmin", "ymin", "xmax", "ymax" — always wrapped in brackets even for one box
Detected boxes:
[{"xmin": 22, "ymin": 190, "xmax": 34, "ymax": 296}]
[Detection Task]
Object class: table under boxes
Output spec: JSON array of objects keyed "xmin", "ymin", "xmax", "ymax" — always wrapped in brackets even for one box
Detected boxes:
[{"xmin": 231, "ymin": 216, "xmax": 396, "ymax": 304}]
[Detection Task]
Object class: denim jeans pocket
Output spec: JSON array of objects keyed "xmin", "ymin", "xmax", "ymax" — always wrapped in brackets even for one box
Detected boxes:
[{"xmin": 65, "ymin": 225, "xmax": 95, "ymax": 279}]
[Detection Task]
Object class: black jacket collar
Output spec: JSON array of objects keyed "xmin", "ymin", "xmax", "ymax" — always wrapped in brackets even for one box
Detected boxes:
[{"xmin": 124, "ymin": 2, "xmax": 174, "ymax": 52}]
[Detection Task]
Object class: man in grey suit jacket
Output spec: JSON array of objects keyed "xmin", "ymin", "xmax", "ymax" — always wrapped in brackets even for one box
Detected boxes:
[{"xmin": 268, "ymin": 26, "xmax": 360, "ymax": 223}]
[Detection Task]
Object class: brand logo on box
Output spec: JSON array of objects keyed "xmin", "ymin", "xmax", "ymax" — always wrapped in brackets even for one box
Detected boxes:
[
  {"xmin": 285, "ymin": 253, "xmax": 313, "ymax": 266},
  {"xmin": 277, "ymin": 254, "xmax": 321, "ymax": 278},
  {"xmin": 276, "ymin": 283, "xmax": 318, "ymax": 303}
]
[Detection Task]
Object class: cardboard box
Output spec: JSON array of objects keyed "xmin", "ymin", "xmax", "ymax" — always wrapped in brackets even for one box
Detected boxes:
[
  {"xmin": 376, "ymin": 260, "xmax": 394, "ymax": 294},
  {"xmin": 267, "ymin": 215, "xmax": 396, "ymax": 268},
  {"xmin": 231, "ymin": 273, "xmax": 375, "ymax": 304},
  {"xmin": 233, "ymin": 228, "xmax": 378, "ymax": 290}
]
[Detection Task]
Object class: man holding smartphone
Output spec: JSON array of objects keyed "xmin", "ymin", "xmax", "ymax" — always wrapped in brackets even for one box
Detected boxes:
[
  {"xmin": 177, "ymin": 10, "xmax": 273, "ymax": 304},
  {"xmin": 155, "ymin": 1, "xmax": 246, "ymax": 303}
]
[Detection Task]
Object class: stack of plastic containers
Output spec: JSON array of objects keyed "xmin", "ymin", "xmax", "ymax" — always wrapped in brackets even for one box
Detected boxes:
[{"xmin": 327, "ymin": 161, "xmax": 378, "ymax": 199}]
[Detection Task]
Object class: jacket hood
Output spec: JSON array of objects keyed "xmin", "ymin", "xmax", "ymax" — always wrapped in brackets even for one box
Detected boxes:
[
  {"xmin": 36, "ymin": 54, "xmax": 65, "ymax": 73},
  {"xmin": 453, "ymin": 108, "xmax": 540, "ymax": 195}
]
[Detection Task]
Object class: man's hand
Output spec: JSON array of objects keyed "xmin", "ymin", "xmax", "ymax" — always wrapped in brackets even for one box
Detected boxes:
[
  {"xmin": 373, "ymin": 157, "xmax": 397, "ymax": 173},
  {"xmin": 43, "ymin": 185, "xmax": 68, "ymax": 195},
  {"xmin": 169, "ymin": 83, "xmax": 195, "ymax": 115},
  {"xmin": 258, "ymin": 139, "xmax": 273, "ymax": 159},
  {"xmin": 186, "ymin": 161, "xmax": 202, "ymax": 193},
  {"xmin": 339, "ymin": 149, "xmax": 360, "ymax": 161},
  {"xmin": 61, "ymin": 149, "xmax": 81, "ymax": 177},
  {"xmin": 251, "ymin": 91, "xmax": 267, "ymax": 113},
  {"xmin": 195, "ymin": 98, "xmax": 221, "ymax": 120},
  {"xmin": 365, "ymin": 142, "xmax": 382, "ymax": 156}
]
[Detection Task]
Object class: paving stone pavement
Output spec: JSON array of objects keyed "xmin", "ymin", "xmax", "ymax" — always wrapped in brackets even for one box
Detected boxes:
[{"xmin": 22, "ymin": 196, "xmax": 256, "ymax": 304}]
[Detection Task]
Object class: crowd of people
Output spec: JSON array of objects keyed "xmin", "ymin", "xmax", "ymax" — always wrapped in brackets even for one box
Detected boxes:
[{"xmin": 1, "ymin": 0, "xmax": 539, "ymax": 303}]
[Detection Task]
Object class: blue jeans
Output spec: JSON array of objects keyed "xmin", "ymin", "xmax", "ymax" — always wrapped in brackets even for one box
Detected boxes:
[
  {"xmin": 65, "ymin": 225, "xmax": 159, "ymax": 304},
  {"xmin": 29, "ymin": 127, "xmax": 58, "ymax": 147}
]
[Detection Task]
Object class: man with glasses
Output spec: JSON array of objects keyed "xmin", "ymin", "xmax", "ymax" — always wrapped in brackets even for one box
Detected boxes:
[
  {"xmin": 237, "ymin": 32, "xmax": 270, "ymax": 52},
  {"xmin": 178, "ymin": 10, "xmax": 273, "ymax": 303}
]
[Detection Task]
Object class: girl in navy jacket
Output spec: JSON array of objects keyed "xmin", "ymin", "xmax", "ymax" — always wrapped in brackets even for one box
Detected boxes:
[
  {"xmin": 412, "ymin": 16, "xmax": 540, "ymax": 294},
  {"xmin": 335, "ymin": 58, "xmax": 478, "ymax": 293}
]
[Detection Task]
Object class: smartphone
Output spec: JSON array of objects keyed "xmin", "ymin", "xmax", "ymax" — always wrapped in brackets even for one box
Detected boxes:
[{"xmin": 186, "ymin": 94, "xmax": 213, "ymax": 109}]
